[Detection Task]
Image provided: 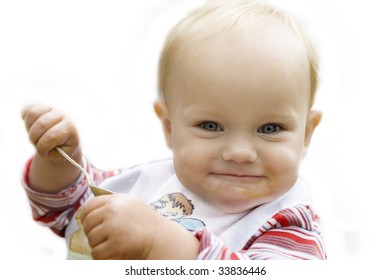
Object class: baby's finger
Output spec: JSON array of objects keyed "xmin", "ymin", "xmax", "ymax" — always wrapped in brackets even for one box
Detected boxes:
[
  {"xmin": 34, "ymin": 118, "xmax": 78, "ymax": 157},
  {"xmin": 90, "ymin": 239, "xmax": 112, "ymax": 260},
  {"xmin": 80, "ymin": 196, "xmax": 108, "ymax": 221},
  {"xmin": 28, "ymin": 109, "xmax": 64, "ymax": 147},
  {"xmin": 21, "ymin": 103, "xmax": 41, "ymax": 119},
  {"xmin": 82, "ymin": 209, "xmax": 106, "ymax": 237},
  {"xmin": 80, "ymin": 196, "xmax": 110, "ymax": 233},
  {"xmin": 85, "ymin": 223, "xmax": 108, "ymax": 249},
  {"xmin": 22, "ymin": 104, "xmax": 52, "ymax": 132}
]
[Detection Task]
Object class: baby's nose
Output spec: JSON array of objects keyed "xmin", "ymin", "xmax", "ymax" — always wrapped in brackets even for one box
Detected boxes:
[{"xmin": 221, "ymin": 139, "xmax": 258, "ymax": 164}]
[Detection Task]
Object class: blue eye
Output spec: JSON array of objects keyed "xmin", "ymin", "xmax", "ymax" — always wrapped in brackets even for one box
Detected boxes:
[
  {"xmin": 259, "ymin": 124, "xmax": 280, "ymax": 134},
  {"xmin": 199, "ymin": 121, "xmax": 222, "ymax": 132}
]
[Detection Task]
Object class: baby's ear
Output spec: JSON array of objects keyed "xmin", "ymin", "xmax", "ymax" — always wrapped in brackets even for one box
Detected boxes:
[
  {"xmin": 154, "ymin": 100, "xmax": 172, "ymax": 149},
  {"xmin": 303, "ymin": 110, "xmax": 322, "ymax": 157}
]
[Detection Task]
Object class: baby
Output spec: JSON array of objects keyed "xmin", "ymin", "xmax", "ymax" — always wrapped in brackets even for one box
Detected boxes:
[{"xmin": 22, "ymin": 0, "xmax": 326, "ymax": 259}]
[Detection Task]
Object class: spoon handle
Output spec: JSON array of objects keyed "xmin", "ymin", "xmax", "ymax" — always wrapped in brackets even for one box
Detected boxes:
[{"xmin": 56, "ymin": 147, "xmax": 113, "ymax": 196}]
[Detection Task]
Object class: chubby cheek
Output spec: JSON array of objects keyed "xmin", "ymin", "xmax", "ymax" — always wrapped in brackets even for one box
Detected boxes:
[
  {"xmin": 172, "ymin": 139, "xmax": 215, "ymax": 185},
  {"xmin": 264, "ymin": 144, "xmax": 302, "ymax": 188}
]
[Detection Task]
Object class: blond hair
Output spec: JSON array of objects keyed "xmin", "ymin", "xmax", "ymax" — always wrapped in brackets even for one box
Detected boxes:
[{"xmin": 158, "ymin": 0, "xmax": 319, "ymax": 107}]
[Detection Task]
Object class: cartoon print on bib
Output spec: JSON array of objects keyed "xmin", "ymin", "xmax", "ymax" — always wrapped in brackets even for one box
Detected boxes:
[{"xmin": 151, "ymin": 192, "xmax": 205, "ymax": 232}]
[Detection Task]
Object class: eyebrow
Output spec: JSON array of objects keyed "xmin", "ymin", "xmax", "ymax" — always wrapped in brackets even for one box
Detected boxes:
[
  {"xmin": 182, "ymin": 105, "xmax": 301, "ymax": 122},
  {"xmin": 181, "ymin": 106, "xmax": 217, "ymax": 117},
  {"xmin": 265, "ymin": 109, "xmax": 300, "ymax": 119}
]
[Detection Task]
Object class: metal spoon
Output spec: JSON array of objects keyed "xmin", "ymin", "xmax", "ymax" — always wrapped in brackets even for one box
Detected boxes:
[{"xmin": 56, "ymin": 147, "xmax": 113, "ymax": 196}]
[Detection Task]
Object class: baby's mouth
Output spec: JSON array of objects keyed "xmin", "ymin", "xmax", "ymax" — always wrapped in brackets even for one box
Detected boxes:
[{"xmin": 210, "ymin": 172, "xmax": 264, "ymax": 183}]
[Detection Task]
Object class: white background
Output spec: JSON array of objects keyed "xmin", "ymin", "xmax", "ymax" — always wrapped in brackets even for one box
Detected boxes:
[{"xmin": 1, "ymin": 0, "xmax": 389, "ymax": 266}]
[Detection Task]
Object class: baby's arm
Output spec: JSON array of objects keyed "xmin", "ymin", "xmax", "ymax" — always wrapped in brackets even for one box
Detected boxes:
[
  {"xmin": 80, "ymin": 195, "xmax": 200, "ymax": 260},
  {"xmin": 22, "ymin": 104, "xmax": 82, "ymax": 193},
  {"xmin": 195, "ymin": 205, "xmax": 326, "ymax": 260}
]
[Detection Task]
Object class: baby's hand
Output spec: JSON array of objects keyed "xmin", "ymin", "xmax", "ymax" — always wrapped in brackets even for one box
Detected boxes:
[
  {"xmin": 80, "ymin": 195, "xmax": 199, "ymax": 260},
  {"xmin": 22, "ymin": 103, "xmax": 80, "ymax": 160},
  {"xmin": 80, "ymin": 195, "xmax": 163, "ymax": 259}
]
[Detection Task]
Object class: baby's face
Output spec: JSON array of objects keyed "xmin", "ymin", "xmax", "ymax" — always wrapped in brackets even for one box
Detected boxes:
[{"xmin": 156, "ymin": 21, "xmax": 320, "ymax": 213}]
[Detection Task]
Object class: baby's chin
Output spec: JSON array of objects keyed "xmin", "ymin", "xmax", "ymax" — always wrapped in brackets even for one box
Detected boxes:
[
  {"xmin": 206, "ymin": 195, "xmax": 272, "ymax": 214},
  {"xmin": 206, "ymin": 186, "xmax": 280, "ymax": 214}
]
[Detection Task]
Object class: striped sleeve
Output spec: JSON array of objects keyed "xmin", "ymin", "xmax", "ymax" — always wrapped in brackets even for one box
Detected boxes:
[
  {"xmin": 22, "ymin": 157, "xmax": 118, "ymax": 237},
  {"xmin": 195, "ymin": 205, "xmax": 326, "ymax": 260}
]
